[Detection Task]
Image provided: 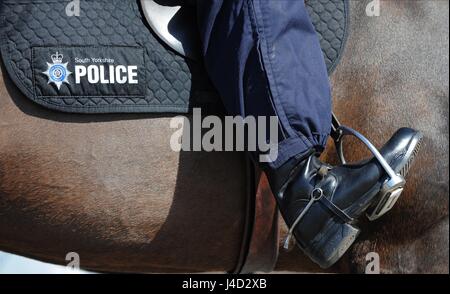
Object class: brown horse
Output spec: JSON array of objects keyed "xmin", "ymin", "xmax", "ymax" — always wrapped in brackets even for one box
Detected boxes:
[{"xmin": 0, "ymin": 0, "xmax": 448, "ymax": 273}]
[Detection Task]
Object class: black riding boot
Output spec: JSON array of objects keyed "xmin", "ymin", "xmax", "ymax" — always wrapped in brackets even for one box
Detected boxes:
[{"xmin": 266, "ymin": 128, "xmax": 423, "ymax": 268}]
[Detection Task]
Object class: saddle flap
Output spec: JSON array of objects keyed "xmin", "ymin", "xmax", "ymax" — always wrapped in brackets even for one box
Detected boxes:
[
  {"xmin": 0, "ymin": 0, "xmax": 348, "ymax": 114},
  {"xmin": 0, "ymin": 0, "xmax": 217, "ymax": 114}
]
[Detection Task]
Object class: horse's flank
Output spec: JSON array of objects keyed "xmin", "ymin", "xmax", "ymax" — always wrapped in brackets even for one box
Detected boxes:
[{"xmin": 0, "ymin": 0, "xmax": 448, "ymax": 273}]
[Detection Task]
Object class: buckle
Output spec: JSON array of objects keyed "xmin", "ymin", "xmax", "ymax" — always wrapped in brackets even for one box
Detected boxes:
[{"xmin": 333, "ymin": 126, "xmax": 406, "ymax": 220}]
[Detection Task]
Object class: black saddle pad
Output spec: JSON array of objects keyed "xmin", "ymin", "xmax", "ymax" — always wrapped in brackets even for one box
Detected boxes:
[{"xmin": 0, "ymin": 0, "xmax": 349, "ymax": 114}]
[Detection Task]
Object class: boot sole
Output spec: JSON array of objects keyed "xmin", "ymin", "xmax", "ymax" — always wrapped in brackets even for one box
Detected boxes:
[{"xmin": 397, "ymin": 132, "xmax": 423, "ymax": 178}]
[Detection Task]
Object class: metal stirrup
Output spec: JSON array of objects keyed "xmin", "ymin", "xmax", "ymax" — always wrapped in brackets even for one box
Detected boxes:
[{"xmin": 331, "ymin": 114, "xmax": 406, "ymax": 220}]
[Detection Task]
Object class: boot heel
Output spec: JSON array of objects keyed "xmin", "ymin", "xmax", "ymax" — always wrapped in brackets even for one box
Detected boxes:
[{"xmin": 304, "ymin": 220, "xmax": 360, "ymax": 268}]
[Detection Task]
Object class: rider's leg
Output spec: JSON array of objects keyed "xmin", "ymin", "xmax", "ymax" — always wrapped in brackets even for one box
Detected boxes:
[
  {"xmin": 196, "ymin": 0, "xmax": 331, "ymax": 168},
  {"xmin": 196, "ymin": 0, "xmax": 422, "ymax": 268}
]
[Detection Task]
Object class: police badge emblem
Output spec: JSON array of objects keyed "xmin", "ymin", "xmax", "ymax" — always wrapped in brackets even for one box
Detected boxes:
[{"xmin": 43, "ymin": 52, "xmax": 72, "ymax": 90}]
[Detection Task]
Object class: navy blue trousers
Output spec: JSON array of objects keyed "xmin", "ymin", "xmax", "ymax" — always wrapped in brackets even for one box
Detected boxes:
[{"xmin": 197, "ymin": 0, "xmax": 332, "ymax": 169}]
